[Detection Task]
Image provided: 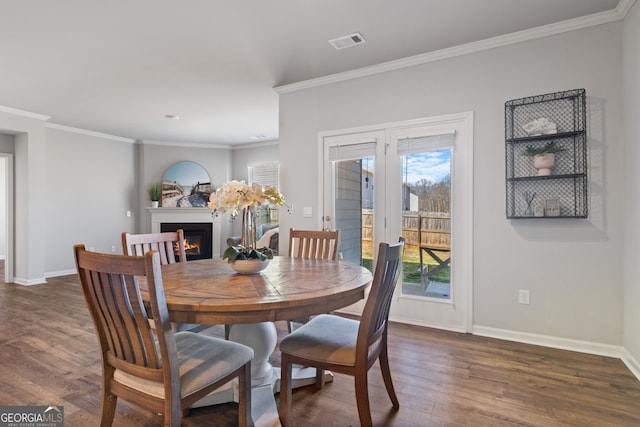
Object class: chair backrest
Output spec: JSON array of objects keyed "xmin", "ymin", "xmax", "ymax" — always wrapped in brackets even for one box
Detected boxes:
[
  {"xmin": 357, "ymin": 237, "xmax": 405, "ymax": 364},
  {"xmin": 288, "ymin": 228, "xmax": 340, "ymax": 260},
  {"xmin": 74, "ymin": 245, "xmax": 179, "ymax": 387},
  {"xmin": 122, "ymin": 230, "xmax": 187, "ymax": 265}
]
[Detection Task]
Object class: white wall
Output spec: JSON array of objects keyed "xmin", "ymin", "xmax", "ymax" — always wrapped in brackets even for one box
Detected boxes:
[
  {"xmin": 279, "ymin": 22, "xmax": 624, "ymax": 346},
  {"xmin": 622, "ymin": 2, "xmax": 640, "ymax": 372}
]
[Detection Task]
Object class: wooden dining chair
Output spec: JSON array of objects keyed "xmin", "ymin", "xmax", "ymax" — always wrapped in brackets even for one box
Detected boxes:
[
  {"xmin": 288, "ymin": 228, "xmax": 340, "ymax": 260},
  {"xmin": 121, "ymin": 230, "xmax": 187, "ymax": 264},
  {"xmin": 279, "ymin": 238, "xmax": 405, "ymax": 427},
  {"xmin": 74, "ymin": 245, "xmax": 254, "ymax": 427},
  {"xmin": 287, "ymin": 228, "xmax": 340, "ymax": 332}
]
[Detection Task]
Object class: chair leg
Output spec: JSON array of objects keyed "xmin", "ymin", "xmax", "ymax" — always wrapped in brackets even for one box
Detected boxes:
[
  {"xmin": 238, "ymin": 362, "xmax": 253, "ymax": 427},
  {"xmin": 279, "ymin": 354, "xmax": 293, "ymax": 427},
  {"xmin": 99, "ymin": 368, "xmax": 117, "ymax": 427},
  {"xmin": 379, "ymin": 344, "xmax": 400, "ymax": 408},
  {"xmin": 315, "ymin": 368, "xmax": 324, "ymax": 389},
  {"xmin": 354, "ymin": 372, "xmax": 373, "ymax": 427},
  {"xmin": 165, "ymin": 393, "xmax": 182, "ymax": 427},
  {"xmin": 99, "ymin": 393, "xmax": 117, "ymax": 427}
]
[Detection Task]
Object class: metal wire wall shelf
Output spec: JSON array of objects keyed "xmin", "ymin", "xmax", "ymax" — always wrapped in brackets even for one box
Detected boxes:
[{"xmin": 505, "ymin": 89, "xmax": 588, "ymax": 219}]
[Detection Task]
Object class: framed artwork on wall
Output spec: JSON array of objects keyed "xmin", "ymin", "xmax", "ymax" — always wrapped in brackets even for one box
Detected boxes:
[{"xmin": 161, "ymin": 161, "xmax": 212, "ymax": 208}]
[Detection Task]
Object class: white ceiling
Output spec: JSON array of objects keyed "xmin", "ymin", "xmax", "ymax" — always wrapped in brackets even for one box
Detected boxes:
[{"xmin": 0, "ymin": 0, "xmax": 624, "ymax": 145}]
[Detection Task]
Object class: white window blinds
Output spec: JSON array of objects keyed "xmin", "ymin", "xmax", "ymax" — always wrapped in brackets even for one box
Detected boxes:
[
  {"xmin": 248, "ymin": 162, "xmax": 280, "ymax": 189},
  {"xmin": 328, "ymin": 141, "xmax": 376, "ymax": 161},
  {"xmin": 397, "ymin": 130, "xmax": 456, "ymax": 155}
]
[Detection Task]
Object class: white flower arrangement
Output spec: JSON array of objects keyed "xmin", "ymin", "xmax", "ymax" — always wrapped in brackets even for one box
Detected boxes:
[
  {"xmin": 208, "ymin": 180, "xmax": 285, "ymax": 262},
  {"xmin": 208, "ymin": 180, "xmax": 284, "ymax": 217}
]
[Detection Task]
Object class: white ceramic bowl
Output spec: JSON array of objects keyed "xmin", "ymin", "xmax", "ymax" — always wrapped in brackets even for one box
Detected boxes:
[{"xmin": 229, "ymin": 259, "xmax": 270, "ymax": 274}]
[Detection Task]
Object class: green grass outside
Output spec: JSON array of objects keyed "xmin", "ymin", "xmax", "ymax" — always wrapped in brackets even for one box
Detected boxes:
[{"xmin": 361, "ymin": 242, "xmax": 450, "ymax": 284}]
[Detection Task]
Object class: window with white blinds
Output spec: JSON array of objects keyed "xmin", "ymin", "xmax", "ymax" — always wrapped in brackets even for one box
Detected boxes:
[
  {"xmin": 248, "ymin": 162, "xmax": 280, "ymax": 190},
  {"xmin": 328, "ymin": 141, "xmax": 376, "ymax": 161},
  {"xmin": 397, "ymin": 130, "xmax": 456, "ymax": 155}
]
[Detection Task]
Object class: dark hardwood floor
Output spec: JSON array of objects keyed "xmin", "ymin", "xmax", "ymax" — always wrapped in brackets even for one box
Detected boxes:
[{"xmin": 1, "ymin": 272, "xmax": 639, "ymax": 426}]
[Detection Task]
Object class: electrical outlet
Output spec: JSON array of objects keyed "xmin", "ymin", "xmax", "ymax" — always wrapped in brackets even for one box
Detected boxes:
[
  {"xmin": 519, "ymin": 289, "xmax": 530, "ymax": 305},
  {"xmin": 111, "ymin": 245, "xmax": 116, "ymax": 252}
]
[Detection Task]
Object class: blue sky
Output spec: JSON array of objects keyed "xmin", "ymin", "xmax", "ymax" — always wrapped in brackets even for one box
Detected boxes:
[
  {"xmin": 403, "ymin": 150, "xmax": 451, "ymax": 184},
  {"xmin": 163, "ymin": 161, "xmax": 211, "ymax": 188}
]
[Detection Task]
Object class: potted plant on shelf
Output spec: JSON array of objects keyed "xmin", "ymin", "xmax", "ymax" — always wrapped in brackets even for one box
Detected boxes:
[
  {"xmin": 523, "ymin": 141, "xmax": 566, "ymax": 176},
  {"xmin": 148, "ymin": 183, "xmax": 162, "ymax": 208}
]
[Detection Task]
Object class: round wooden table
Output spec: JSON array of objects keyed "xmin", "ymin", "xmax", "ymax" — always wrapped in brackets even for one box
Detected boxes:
[
  {"xmin": 155, "ymin": 256, "xmax": 371, "ymax": 323},
  {"xmin": 141, "ymin": 256, "xmax": 372, "ymax": 426}
]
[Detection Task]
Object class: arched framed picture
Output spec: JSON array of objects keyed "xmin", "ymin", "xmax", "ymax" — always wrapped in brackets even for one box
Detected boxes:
[{"xmin": 161, "ymin": 161, "xmax": 212, "ymax": 208}]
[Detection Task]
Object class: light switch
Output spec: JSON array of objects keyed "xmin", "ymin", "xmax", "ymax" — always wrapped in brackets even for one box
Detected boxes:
[{"xmin": 303, "ymin": 207, "xmax": 313, "ymax": 218}]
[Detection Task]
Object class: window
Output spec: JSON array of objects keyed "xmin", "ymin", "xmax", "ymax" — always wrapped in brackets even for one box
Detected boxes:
[
  {"xmin": 248, "ymin": 162, "xmax": 280, "ymax": 190},
  {"xmin": 248, "ymin": 162, "xmax": 280, "ymax": 226}
]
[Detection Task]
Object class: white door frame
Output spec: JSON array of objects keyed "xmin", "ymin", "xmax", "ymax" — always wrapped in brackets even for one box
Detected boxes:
[
  {"xmin": 0, "ymin": 153, "xmax": 14, "ymax": 283},
  {"xmin": 319, "ymin": 112, "xmax": 474, "ymax": 332}
]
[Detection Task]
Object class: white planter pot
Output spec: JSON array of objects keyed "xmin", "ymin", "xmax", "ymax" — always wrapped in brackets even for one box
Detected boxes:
[{"xmin": 533, "ymin": 153, "xmax": 555, "ymax": 176}]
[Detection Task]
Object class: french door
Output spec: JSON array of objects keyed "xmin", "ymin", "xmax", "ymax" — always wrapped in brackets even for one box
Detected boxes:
[{"xmin": 321, "ymin": 113, "xmax": 473, "ymax": 332}]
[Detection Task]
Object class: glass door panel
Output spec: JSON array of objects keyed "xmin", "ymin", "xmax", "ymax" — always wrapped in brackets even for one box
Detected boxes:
[{"xmin": 400, "ymin": 149, "xmax": 452, "ymax": 300}]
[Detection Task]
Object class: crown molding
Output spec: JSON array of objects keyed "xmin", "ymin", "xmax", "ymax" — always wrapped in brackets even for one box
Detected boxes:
[
  {"xmin": 138, "ymin": 139, "xmax": 232, "ymax": 149},
  {"xmin": 275, "ymin": 9, "xmax": 624, "ymax": 94},
  {"xmin": 0, "ymin": 105, "xmax": 50, "ymax": 121},
  {"xmin": 231, "ymin": 139, "xmax": 279, "ymax": 150},
  {"xmin": 617, "ymin": 0, "xmax": 637, "ymax": 17},
  {"xmin": 45, "ymin": 123, "xmax": 135, "ymax": 143}
]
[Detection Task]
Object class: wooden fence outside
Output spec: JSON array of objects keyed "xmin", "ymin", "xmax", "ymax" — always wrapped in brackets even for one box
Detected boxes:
[{"xmin": 362, "ymin": 209, "xmax": 450, "ymax": 249}]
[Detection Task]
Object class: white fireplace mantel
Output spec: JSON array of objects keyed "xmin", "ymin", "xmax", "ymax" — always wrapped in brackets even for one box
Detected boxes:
[{"xmin": 147, "ymin": 207, "xmax": 222, "ymax": 258}]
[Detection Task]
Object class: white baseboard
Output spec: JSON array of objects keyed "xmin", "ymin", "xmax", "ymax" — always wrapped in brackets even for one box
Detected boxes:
[
  {"xmin": 45, "ymin": 269, "xmax": 76, "ymax": 278},
  {"xmin": 13, "ymin": 276, "xmax": 47, "ymax": 286},
  {"xmin": 622, "ymin": 348, "xmax": 640, "ymax": 381},
  {"xmin": 473, "ymin": 325, "xmax": 623, "ymax": 358}
]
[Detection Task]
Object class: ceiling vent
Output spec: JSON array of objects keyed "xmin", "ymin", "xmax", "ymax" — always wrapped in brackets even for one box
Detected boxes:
[{"xmin": 329, "ymin": 32, "xmax": 366, "ymax": 50}]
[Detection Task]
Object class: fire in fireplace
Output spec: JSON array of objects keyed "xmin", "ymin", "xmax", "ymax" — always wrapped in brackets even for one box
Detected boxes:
[{"xmin": 160, "ymin": 222, "xmax": 213, "ymax": 261}]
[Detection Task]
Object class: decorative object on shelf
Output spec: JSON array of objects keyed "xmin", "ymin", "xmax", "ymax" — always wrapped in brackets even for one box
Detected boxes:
[
  {"xmin": 534, "ymin": 202, "xmax": 545, "ymax": 217},
  {"xmin": 522, "ymin": 117, "xmax": 557, "ymax": 136},
  {"xmin": 505, "ymin": 89, "xmax": 587, "ymax": 219},
  {"xmin": 523, "ymin": 141, "xmax": 566, "ymax": 176},
  {"xmin": 209, "ymin": 180, "xmax": 285, "ymax": 273},
  {"xmin": 148, "ymin": 183, "xmax": 162, "ymax": 208},
  {"xmin": 544, "ymin": 198, "xmax": 560, "ymax": 217},
  {"xmin": 522, "ymin": 191, "xmax": 536, "ymax": 216}
]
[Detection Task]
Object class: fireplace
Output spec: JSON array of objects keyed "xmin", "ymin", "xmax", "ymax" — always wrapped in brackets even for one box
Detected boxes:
[
  {"xmin": 161, "ymin": 222, "xmax": 213, "ymax": 261},
  {"xmin": 148, "ymin": 207, "xmax": 222, "ymax": 259}
]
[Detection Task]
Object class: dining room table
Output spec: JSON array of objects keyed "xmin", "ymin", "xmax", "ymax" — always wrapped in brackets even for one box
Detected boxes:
[{"xmin": 139, "ymin": 255, "xmax": 373, "ymax": 427}]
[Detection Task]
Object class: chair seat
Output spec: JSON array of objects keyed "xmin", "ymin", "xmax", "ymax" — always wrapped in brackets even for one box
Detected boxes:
[
  {"xmin": 114, "ymin": 331, "xmax": 253, "ymax": 399},
  {"xmin": 279, "ymin": 314, "xmax": 359, "ymax": 367}
]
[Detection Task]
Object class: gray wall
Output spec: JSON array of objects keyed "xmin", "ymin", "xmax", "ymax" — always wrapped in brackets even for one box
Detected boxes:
[
  {"xmin": 135, "ymin": 141, "xmax": 278, "ymax": 254},
  {"xmin": 44, "ymin": 128, "xmax": 137, "ymax": 274},
  {"xmin": 137, "ymin": 142, "xmax": 233, "ymax": 255},
  {"xmin": 279, "ymin": 22, "xmax": 625, "ymax": 347},
  {"xmin": 622, "ymin": 2, "xmax": 640, "ymax": 374}
]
